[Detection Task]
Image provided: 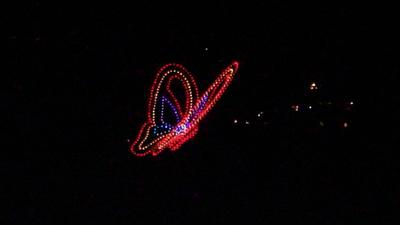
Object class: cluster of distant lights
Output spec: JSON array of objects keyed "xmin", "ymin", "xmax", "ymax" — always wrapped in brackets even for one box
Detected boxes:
[
  {"xmin": 233, "ymin": 111, "xmax": 352, "ymax": 129},
  {"xmin": 130, "ymin": 61, "xmax": 239, "ymax": 156},
  {"xmin": 232, "ymin": 82, "xmax": 353, "ymax": 129},
  {"xmin": 310, "ymin": 82, "xmax": 318, "ymax": 90},
  {"xmin": 295, "ymin": 82, "xmax": 353, "ymax": 128},
  {"xmin": 233, "ymin": 111, "xmax": 264, "ymax": 124}
]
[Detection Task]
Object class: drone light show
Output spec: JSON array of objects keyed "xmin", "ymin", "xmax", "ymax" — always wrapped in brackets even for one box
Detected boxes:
[{"xmin": 130, "ymin": 61, "xmax": 239, "ymax": 156}]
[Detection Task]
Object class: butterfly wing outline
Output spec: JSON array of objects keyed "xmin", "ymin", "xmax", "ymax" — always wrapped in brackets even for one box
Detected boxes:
[{"xmin": 130, "ymin": 63, "xmax": 199, "ymax": 156}]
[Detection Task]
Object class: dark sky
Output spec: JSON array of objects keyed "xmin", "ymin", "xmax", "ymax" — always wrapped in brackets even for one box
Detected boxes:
[{"xmin": 4, "ymin": 1, "xmax": 400, "ymax": 224}]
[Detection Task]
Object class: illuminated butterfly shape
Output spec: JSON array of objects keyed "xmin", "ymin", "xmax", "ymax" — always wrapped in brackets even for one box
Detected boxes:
[{"xmin": 130, "ymin": 61, "xmax": 239, "ymax": 156}]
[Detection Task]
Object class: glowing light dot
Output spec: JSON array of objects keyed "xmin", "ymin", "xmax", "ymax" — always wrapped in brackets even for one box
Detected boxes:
[
  {"xmin": 233, "ymin": 119, "xmax": 238, "ymax": 124},
  {"xmin": 245, "ymin": 121, "xmax": 250, "ymax": 125}
]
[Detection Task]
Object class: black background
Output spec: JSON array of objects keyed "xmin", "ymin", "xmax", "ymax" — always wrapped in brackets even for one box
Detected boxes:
[{"xmin": 4, "ymin": 1, "xmax": 400, "ymax": 224}]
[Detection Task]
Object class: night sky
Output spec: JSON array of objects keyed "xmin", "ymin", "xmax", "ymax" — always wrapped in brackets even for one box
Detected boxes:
[{"xmin": 4, "ymin": 1, "xmax": 400, "ymax": 224}]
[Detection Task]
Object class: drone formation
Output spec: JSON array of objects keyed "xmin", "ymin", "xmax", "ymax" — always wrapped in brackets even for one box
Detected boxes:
[{"xmin": 130, "ymin": 61, "xmax": 239, "ymax": 156}]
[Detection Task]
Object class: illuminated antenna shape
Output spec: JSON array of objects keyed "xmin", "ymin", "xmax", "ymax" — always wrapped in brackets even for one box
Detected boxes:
[{"xmin": 130, "ymin": 61, "xmax": 239, "ymax": 156}]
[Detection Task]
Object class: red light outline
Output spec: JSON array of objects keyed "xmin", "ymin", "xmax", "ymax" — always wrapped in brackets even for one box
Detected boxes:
[{"xmin": 130, "ymin": 61, "xmax": 239, "ymax": 156}]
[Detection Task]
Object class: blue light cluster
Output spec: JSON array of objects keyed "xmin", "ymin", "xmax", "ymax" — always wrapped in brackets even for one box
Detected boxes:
[
  {"xmin": 161, "ymin": 96, "xmax": 180, "ymax": 123},
  {"xmin": 152, "ymin": 95, "xmax": 182, "ymax": 136},
  {"xmin": 153, "ymin": 123, "xmax": 173, "ymax": 136},
  {"xmin": 188, "ymin": 94, "xmax": 209, "ymax": 122},
  {"xmin": 175, "ymin": 124, "xmax": 187, "ymax": 134}
]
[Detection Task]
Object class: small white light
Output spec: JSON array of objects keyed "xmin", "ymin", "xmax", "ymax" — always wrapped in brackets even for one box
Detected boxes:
[
  {"xmin": 310, "ymin": 82, "xmax": 318, "ymax": 90},
  {"xmin": 205, "ymin": 47, "xmax": 208, "ymax": 51},
  {"xmin": 233, "ymin": 119, "xmax": 238, "ymax": 124},
  {"xmin": 245, "ymin": 121, "xmax": 250, "ymax": 125},
  {"xmin": 350, "ymin": 101, "xmax": 354, "ymax": 105},
  {"xmin": 309, "ymin": 105, "xmax": 312, "ymax": 109}
]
